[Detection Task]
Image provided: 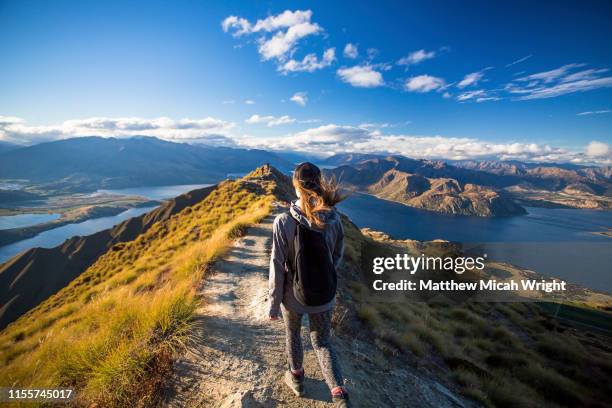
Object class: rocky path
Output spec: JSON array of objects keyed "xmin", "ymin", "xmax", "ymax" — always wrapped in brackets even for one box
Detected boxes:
[{"xmin": 162, "ymin": 205, "xmax": 468, "ymax": 408}]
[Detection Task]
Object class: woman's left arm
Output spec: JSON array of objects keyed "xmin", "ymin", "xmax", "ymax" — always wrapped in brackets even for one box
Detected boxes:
[{"xmin": 332, "ymin": 220, "xmax": 344, "ymax": 269}]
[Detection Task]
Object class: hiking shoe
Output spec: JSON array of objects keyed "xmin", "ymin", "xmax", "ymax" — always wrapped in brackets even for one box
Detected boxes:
[
  {"xmin": 284, "ymin": 370, "xmax": 305, "ymax": 397},
  {"xmin": 332, "ymin": 389, "xmax": 352, "ymax": 407}
]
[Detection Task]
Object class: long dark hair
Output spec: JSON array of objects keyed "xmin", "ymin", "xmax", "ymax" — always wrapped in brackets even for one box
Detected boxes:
[{"xmin": 293, "ymin": 162, "xmax": 347, "ymax": 228}]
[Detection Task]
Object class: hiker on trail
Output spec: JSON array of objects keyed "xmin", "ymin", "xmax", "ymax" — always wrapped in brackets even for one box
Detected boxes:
[{"xmin": 269, "ymin": 162, "xmax": 352, "ymax": 408}]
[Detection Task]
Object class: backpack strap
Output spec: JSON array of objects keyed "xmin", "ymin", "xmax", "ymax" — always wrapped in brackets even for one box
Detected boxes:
[{"xmin": 284, "ymin": 211, "xmax": 298, "ymax": 274}]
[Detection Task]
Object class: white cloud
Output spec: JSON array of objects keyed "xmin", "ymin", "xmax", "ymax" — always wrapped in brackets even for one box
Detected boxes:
[
  {"xmin": 290, "ymin": 92, "xmax": 308, "ymax": 106},
  {"xmin": 405, "ymin": 75, "xmax": 446, "ymax": 92},
  {"xmin": 222, "ymin": 9, "xmax": 332, "ymax": 74},
  {"xmin": 279, "ymin": 48, "xmax": 335, "ymax": 73},
  {"xmin": 221, "ymin": 16, "xmax": 252, "ymax": 37},
  {"xmin": 222, "ymin": 100, "xmax": 235, "ymax": 104},
  {"xmin": 577, "ymin": 109, "xmax": 610, "ymax": 116},
  {"xmin": 397, "ymin": 49, "xmax": 436, "ymax": 66},
  {"xmin": 245, "ymin": 114, "xmax": 296, "ymax": 127},
  {"xmin": 0, "ymin": 116, "xmax": 236, "ymax": 145},
  {"xmin": 475, "ymin": 96, "xmax": 501, "ymax": 103},
  {"xmin": 455, "ymin": 89, "xmax": 501, "ymax": 103},
  {"xmin": 257, "ymin": 21, "xmax": 321, "ymax": 60},
  {"xmin": 241, "ymin": 124, "xmax": 372, "ymax": 154},
  {"xmin": 337, "ymin": 65, "xmax": 384, "ymax": 88},
  {"xmin": 515, "ymin": 63, "xmax": 584, "ymax": 84},
  {"xmin": 222, "ymin": 10, "xmax": 313, "ymax": 36},
  {"xmin": 457, "ymin": 70, "xmax": 488, "ymax": 88},
  {"xmin": 244, "ymin": 99, "xmax": 256, "ymax": 105},
  {"xmin": 585, "ymin": 141, "xmax": 610, "ymax": 158},
  {"xmin": 456, "ymin": 89, "xmax": 487, "ymax": 101},
  {"xmin": 505, "ymin": 55, "xmax": 532, "ymax": 68},
  {"xmin": 343, "ymin": 43, "xmax": 358, "ymax": 59},
  {"xmin": 252, "ymin": 10, "xmax": 313, "ymax": 32},
  {"xmin": 561, "ymin": 68, "xmax": 609, "ymax": 83},
  {"xmin": 506, "ymin": 64, "xmax": 612, "ymax": 100}
]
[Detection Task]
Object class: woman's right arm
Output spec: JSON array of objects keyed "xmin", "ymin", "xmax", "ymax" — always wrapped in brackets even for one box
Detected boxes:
[{"xmin": 269, "ymin": 215, "xmax": 287, "ymax": 318}]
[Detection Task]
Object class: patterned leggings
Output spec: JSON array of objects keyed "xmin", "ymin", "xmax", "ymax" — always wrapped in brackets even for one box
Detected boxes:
[{"xmin": 281, "ymin": 304, "xmax": 344, "ymax": 391}]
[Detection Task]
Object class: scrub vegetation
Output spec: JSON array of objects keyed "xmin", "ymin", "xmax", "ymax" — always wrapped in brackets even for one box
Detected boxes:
[
  {"xmin": 0, "ymin": 168, "xmax": 281, "ymax": 407},
  {"xmin": 340, "ymin": 221, "xmax": 612, "ymax": 407}
]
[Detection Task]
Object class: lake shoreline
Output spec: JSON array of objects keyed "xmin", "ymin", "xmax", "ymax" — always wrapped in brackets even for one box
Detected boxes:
[
  {"xmin": 0, "ymin": 201, "xmax": 160, "ymax": 246},
  {"xmin": 339, "ymin": 192, "xmax": 612, "ymax": 293}
]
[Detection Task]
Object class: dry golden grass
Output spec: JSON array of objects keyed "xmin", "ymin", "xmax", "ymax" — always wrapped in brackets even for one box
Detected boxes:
[{"xmin": 0, "ymin": 174, "xmax": 275, "ymax": 407}]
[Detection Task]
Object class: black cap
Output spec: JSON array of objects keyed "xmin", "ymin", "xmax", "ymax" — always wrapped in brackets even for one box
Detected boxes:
[{"xmin": 294, "ymin": 162, "xmax": 322, "ymax": 192}]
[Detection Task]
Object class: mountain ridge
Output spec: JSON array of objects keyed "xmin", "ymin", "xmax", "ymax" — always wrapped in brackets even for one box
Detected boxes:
[
  {"xmin": 325, "ymin": 157, "xmax": 526, "ymax": 216},
  {"xmin": 0, "ymin": 184, "xmax": 216, "ymax": 329},
  {"xmin": 0, "ymin": 136, "xmax": 293, "ymax": 193}
]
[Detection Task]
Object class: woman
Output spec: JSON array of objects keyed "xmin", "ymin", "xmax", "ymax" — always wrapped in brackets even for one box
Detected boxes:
[{"xmin": 269, "ymin": 162, "xmax": 351, "ymax": 407}]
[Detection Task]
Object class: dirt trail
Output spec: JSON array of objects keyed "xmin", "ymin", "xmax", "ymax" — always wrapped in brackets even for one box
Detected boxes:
[{"xmin": 163, "ymin": 205, "xmax": 468, "ymax": 408}]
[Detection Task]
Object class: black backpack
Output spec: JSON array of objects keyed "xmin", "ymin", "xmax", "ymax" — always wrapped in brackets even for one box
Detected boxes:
[{"xmin": 287, "ymin": 213, "xmax": 337, "ymax": 306}]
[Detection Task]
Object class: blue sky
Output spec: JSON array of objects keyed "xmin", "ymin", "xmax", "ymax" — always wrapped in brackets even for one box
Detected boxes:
[{"xmin": 0, "ymin": 0, "xmax": 611, "ymax": 164}]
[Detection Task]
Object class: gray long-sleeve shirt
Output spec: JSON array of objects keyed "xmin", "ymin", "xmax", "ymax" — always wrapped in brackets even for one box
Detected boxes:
[{"xmin": 269, "ymin": 201, "xmax": 344, "ymax": 317}]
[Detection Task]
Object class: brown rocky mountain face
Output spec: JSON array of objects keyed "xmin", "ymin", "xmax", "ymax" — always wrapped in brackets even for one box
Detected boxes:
[
  {"xmin": 325, "ymin": 154, "xmax": 612, "ymax": 210},
  {"xmin": 326, "ymin": 158, "xmax": 526, "ymax": 217},
  {"xmin": 454, "ymin": 160, "xmax": 612, "ymax": 197}
]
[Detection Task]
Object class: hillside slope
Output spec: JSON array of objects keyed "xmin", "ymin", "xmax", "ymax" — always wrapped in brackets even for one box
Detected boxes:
[
  {"xmin": 0, "ymin": 185, "xmax": 215, "ymax": 329},
  {"xmin": 0, "ymin": 166, "xmax": 284, "ymax": 406}
]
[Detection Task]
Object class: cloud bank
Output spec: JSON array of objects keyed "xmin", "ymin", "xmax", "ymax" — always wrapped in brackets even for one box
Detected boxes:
[
  {"xmin": 2, "ymin": 116, "xmax": 609, "ymax": 165},
  {"xmin": 0, "ymin": 116, "xmax": 236, "ymax": 145},
  {"xmin": 238, "ymin": 123, "xmax": 611, "ymax": 165}
]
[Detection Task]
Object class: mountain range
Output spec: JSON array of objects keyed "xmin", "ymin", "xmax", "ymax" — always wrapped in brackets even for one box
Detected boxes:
[
  {"xmin": 324, "ymin": 155, "xmax": 527, "ymax": 216},
  {"xmin": 323, "ymin": 153, "xmax": 612, "ymax": 212},
  {"xmin": 0, "ymin": 136, "xmax": 292, "ymax": 193}
]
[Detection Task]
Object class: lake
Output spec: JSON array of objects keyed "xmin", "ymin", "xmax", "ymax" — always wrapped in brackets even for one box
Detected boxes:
[
  {"xmin": 97, "ymin": 183, "xmax": 212, "ymax": 201},
  {"xmin": 338, "ymin": 193, "xmax": 612, "ymax": 293},
  {"xmin": 0, "ymin": 207, "xmax": 157, "ymax": 262},
  {"xmin": 0, "ymin": 184, "xmax": 213, "ymax": 263},
  {"xmin": 0, "ymin": 213, "xmax": 61, "ymax": 230}
]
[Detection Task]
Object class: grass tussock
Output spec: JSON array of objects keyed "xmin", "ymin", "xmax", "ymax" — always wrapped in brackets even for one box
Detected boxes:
[
  {"xmin": 341, "ymin": 217, "xmax": 612, "ymax": 408},
  {"xmin": 0, "ymin": 175, "xmax": 275, "ymax": 407}
]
